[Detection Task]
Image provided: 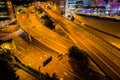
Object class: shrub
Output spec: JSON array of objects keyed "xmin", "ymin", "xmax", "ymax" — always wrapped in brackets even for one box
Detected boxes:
[{"xmin": 68, "ymin": 46, "xmax": 89, "ymax": 67}]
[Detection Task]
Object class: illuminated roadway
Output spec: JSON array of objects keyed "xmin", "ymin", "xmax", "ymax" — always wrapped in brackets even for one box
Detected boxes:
[
  {"xmin": 75, "ymin": 12, "xmax": 120, "ymax": 38},
  {"xmin": 15, "ymin": 8, "xmax": 83, "ymax": 78},
  {"xmin": 74, "ymin": 17, "xmax": 120, "ymax": 49},
  {"xmin": 0, "ymin": 9, "xmax": 81, "ymax": 79},
  {"xmin": 16, "ymin": 6, "xmax": 85, "ymax": 79},
  {"xmin": 0, "ymin": 6, "xmax": 81, "ymax": 79},
  {"xmin": 14, "ymin": 36, "xmax": 82, "ymax": 80},
  {"xmin": 15, "ymin": 4, "xmax": 120, "ymax": 79},
  {"xmin": 17, "ymin": 6, "xmax": 74, "ymax": 55},
  {"xmin": 11, "ymin": 29, "xmax": 83, "ymax": 79},
  {"xmin": 1, "ymin": 2, "xmax": 119, "ymax": 80},
  {"xmin": 0, "ymin": 5, "xmax": 105, "ymax": 79},
  {"xmin": 39, "ymin": 4, "xmax": 120, "ymax": 80},
  {"xmin": 0, "ymin": 28, "xmax": 23, "ymax": 40},
  {"xmin": 0, "ymin": 19, "xmax": 16, "ymax": 28}
]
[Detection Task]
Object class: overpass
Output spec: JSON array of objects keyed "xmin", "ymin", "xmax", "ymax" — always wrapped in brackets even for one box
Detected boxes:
[
  {"xmin": 1, "ymin": 2, "xmax": 119, "ymax": 80},
  {"xmin": 0, "ymin": 28, "xmax": 24, "ymax": 41},
  {"xmin": 16, "ymin": 6, "xmax": 74, "ymax": 55}
]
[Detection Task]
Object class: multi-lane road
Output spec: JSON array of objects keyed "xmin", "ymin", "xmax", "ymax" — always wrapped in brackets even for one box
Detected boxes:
[
  {"xmin": 14, "ymin": 4, "xmax": 120, "ymax": 79},
  {"xmin": 2, "ymin": 2, "xmax": 119, "ymax": 80},
  {"xmin": 16, "ymin": 6, "xmax": 85, "ymax": 79},
  {"xmin": 39, "ymin": 4, "xmax": 120, "ymax": 80},
  {"xmin": 17, "ymin": 7, "xmax": 74, "ymax": 55},
  {"xmin": 75, "ymin": 14, "xmax": 120, "ymax": 49},
  {"xmin": 75, "ymin": 13, "xmax": 120, "ymax": 38},
  {"xmin": 14, "ymin": 35, "xmax": 82, "ymax": 80}
]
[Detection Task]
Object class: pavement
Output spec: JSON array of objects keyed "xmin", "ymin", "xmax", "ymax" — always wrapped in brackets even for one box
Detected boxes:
[
  {"xmin": 13, "ymin": 35, "xmax": 108, "ymax": 80},
  {"xmin": 16, "ymin": 69, "xmax": 37, "ymax": 80}
]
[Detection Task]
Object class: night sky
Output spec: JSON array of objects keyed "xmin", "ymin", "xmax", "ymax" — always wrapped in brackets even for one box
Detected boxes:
[{"xmin": 11, "ymin": 0, "xmax": 32, "ymax": 5}]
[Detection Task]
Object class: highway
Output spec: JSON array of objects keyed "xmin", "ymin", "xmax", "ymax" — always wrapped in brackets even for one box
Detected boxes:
[
  {"xmin": 0, "ymin": 28, "xmax": 24, "ymax": 41},
  {"xmin": 0, "ymin": 1, "xmax": 119, "ymax": 79},
  {"xmin": 16, "ymin": 6, "xmax": 85, "ymax": 79},
  {"xmin": 0, "ymin": 5, "xmax": 81, "ymax": 79},
  {"xmin": 15, "ymin": 6, "xmax": 106, "ymax": 80},
  {"xmin": 0, "ymin": 24, "xmax": 81, "ymax": 79},
  {"xmin": 0, "ymin": 3, "xmax": 117, "ymax": 79},
  {"xmin": 39, "ymin": 4, "xmax": 120, "ymax": 80},
  {"xmin": 0, "ymin": 5, "xmax": 107, "ymax": 80},
  {"xmin": 14, "ymin": 36, "xmax": 82, "ymax": 80},
  {"xmin": 74, "ymin": 17, "xmax": 120, "ymax": 49},
  {"xmin": 0, "ymin": 19, "xmax": 16, "ymax": 28},
  {"xmin": 17, "ymin": 6, "xmax": 74, "ymax": 55},
  {"xmin": 75, "ymin": 13, "xmax": 120, "ymax": 38}
]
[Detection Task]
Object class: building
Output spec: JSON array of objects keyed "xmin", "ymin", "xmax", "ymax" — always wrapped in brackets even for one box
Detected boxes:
[{"xmin": 65, "ymin": 0, "xmax": 82, "ymax": 17}]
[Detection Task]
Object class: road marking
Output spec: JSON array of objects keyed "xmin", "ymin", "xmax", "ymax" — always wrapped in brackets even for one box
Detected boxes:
[
  {"xmin": 40, "ymin": 57, "xmax": 42, "ymax": 60},
  {"xmin": 28, "ymin": 63, "xmax": 31, "ymax": 65},
  {"xmin": 64, "ymin": 72, "xmax": 69, "ymax": 77},
  {"xmin": 22, "ymin": 16, "xmax": 24, "ymax": 18},
  {"xmin": 45, "ymin": 55, "xmax": 48, "ymax": 57},
  {"xmin": 60, "ymin": 78, "xmax": 64, "ymax": 80}
]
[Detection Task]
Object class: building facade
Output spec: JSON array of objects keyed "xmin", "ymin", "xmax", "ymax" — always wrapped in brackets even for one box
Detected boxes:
[
  {"xmin": 59, "ymin": 0, "xmax": 120, "ymax": 16},
  {"xmin": 65, "ymin": 0, "xmax": 82, "ymax": 16}
]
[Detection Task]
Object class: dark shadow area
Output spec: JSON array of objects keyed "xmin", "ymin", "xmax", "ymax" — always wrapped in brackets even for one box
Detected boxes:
[
  {"xmin": 0, "ymin": 38, "xmax": 12, "ymax": 45},
  {"xmin": 69, "ymin": 59, "xmax": 109, "ymax": 80},
  {"xmin": 0, "ymin": 49, "xmax": 19, "ymax": 80},
  {"xmin": 68, "ymin": 46, "xmax": 110, "ymax": 80},
  {"xmin": 40, "ymin": 14, "xmax": 55, "ymax": 30},
  {"xmin": 19, "ymin": 32, "xmax": 27, "ymax": 40},
  {"xmin": 0, "ymin": 38, "xmax": 59, "ymax": 80},
  {"xmin": 11, "ymin": 0, "xmax": 31, "ymax": 5},
  {"xmin": 19, "ymin": 32, "xmax": 32, "ymax": 43}
]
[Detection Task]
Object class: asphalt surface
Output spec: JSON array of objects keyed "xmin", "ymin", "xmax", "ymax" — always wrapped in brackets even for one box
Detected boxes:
[
  {"xmin": 13, "ymin": 36, "xmax": 82, "ymax": 80},
  {"xmin": 17, "ymin": 7, "xmax": 74, "ymax": 55},
  {"xmin": 39, "ymin": 4, "xmax": 120, "ymax": 80}
]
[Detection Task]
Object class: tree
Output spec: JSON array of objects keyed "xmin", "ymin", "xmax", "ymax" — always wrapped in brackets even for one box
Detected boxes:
[
  {"xmin": 0, "ymin": 39, "xmax": 19, "ymax": 80},
  {"xmin": 51, "ymin": 72, "xmax": 59, "ymax": 80},
  {"xmin": 0, "ymin": 50, "xmax": 19, "ymax": 80},
  {"xmin": 39, "ymin": 72, "xmax": 59, "ymax": 80},
  {"xmin": 40, "ymin": 14, "xmax": 55, "ymax": 29},
  {"xmin": 68, "ymin": 46, "xmax": 89, "ymax": 67}
]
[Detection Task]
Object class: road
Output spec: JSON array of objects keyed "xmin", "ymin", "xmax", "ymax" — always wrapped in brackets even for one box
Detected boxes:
[
  {"xmin": 13, "ymin": 36, "xmax": 82, "ymax": 80},
  {"xmin": 17, "ymin": 6, "xmax": 74, "ymax": 55},
  {"xmin": 0, "ymin": 19, "xmax": 16, "ymax": 28},
  {"xmin": 6, "ymin": 0, "xmax": 15, "ymax": 19},
  {"xmin": 39, "ymin": 4, "xmax": 120, "ymax": 80},
  {"xmin": 74, "ymin": 17, "xmax": 120, "ymax": 49},
  {"xmin": 16, "ymin": 6, "xmax": 85, "ymax": 79},
  {"xmin": 0, "ymin": 28, "xmax": 24, "ymax": 41},
  {"xmin": 0, "ymin": 4, "xmax": 83, "ymax": 80},
  {"xmin": 75, "ymin": 13, "xmax": 120, "ymax": 38}
]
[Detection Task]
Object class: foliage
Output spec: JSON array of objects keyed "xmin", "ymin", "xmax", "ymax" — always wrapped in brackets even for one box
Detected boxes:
[
  {"xmin": 0, "ymin": 39, "xmax": 16, "ymax": 53},
  {"xmin": 0, "ymin": 50, "xmax": 19, "ymax": 80},
  {"xmin": 40, "ymin": 14, "xmax": 55, "ymax": 29},
  {"xmin": 39, "ymin": 72, "xmax": 59, "ymax": 80},
  {"xmin": 68, "ymin": 46, "xmax": 89, "ymax": 67}
]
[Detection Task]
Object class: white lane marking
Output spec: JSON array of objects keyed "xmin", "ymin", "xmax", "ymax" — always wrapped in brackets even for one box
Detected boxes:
[
  {"xmin": 40, "ymin": 57, "xmax": 42, "ymax": 60},
  {"xmin": 45, "ymin": 55, "xmax": 48, "ymax": 57},
  {"xmin": 64, "ymin": 72, "xmax": 69, "ymax": 77}
]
